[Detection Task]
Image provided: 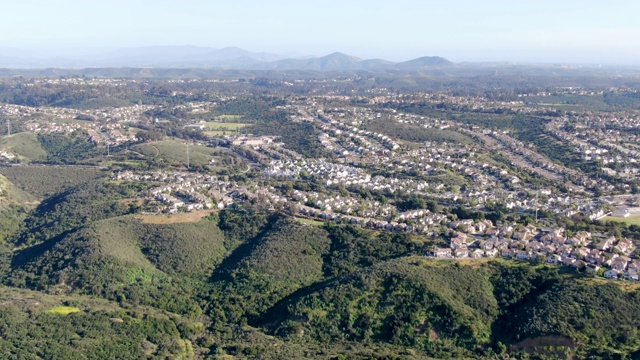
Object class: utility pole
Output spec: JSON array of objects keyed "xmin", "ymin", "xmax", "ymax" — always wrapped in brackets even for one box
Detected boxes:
[
  {"xmin": 107, "ymin": 142, "xmax": 110, "ymax": 156},
  {"xmin": 186, "ymin": 142, "xmax": 190, "ymax": 170},
  {"xmin": 535, "ymin": 187, "xmax": 539, "ymax": 223},
  {"xmin": 6, "ymin": 119, "xmax": 10, "ymax": 136}
]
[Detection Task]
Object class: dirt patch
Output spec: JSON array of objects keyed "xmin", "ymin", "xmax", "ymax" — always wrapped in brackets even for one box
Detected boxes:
[
  {"xmin": 587, "ymin": 277, "xmax": 640, "ymax": 292},
  {"xmin": 136, "ymin": 210, "xmax": 216, "ymax": 224},
  {"xmin": 513, "ymin": 336, "xmax": 576, "ymax": 359},
  {"xmin": 119, "ymin": 198, "xmax": 146, "ymax": 206}
]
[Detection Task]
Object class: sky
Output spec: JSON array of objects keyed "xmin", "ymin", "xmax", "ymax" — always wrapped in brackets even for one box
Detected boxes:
[{"xmin": 1, "ymin": 0, "xmax": 639, "ymax": 65}]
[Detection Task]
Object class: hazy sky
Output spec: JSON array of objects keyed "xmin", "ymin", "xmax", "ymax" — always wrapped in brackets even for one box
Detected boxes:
[{"xmin": 2, "ymin": 0, "xmax": 639, "ymax": 64}]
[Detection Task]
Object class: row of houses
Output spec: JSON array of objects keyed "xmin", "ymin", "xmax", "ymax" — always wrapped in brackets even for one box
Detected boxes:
[{"xmin": 430, "ymin": 222, "xmax": 638, "ymax": 280}]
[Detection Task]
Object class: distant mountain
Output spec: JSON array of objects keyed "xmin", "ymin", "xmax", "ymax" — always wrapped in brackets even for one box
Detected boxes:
[
  {"xmin": 249, "ymin": 52, "xmax": 452, "ymax": 71},
  {"xmin": 360, "ymin": 58, "xmax": 396, "ymax": 69},
  {"xmin": 200, "ymin": 47, "xmax": 282, "ymax": 62},
  {"xmin": 105, "ymin": 45, "xmax": 214, "ymax": 59},
  {"xmin": 395, "ymin": 56, "xmax": 454, "ymax": 68},
  {"xmin": 91, "ymin": 46, "xmax": 284, "ymax": 67},
  {"xmin": 0, "ymin": 46, "xmax": 455, "ymax": 71},
  {"xmin": 0, "ymin": 46, "xmax": 284, "ymax": 68},
  {"xmin": 251, "ymin": 52, "xmax": 361, "ymax": 71}
]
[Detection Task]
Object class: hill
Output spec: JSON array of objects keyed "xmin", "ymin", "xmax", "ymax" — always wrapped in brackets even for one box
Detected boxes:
[
  {"xmin": 3, "ymin": 197, "xmax": 640, "ymax": 358},
  {"xmin": 0, "ymin": 133, "xmax": 48, "ymax": 162},
  {"xmin": 396, "ymin": 56, "xmax": 454, "ymax": 68},
  {"xmin": 262, "ymin": 257, "xmax": 501, "ymax": 357},
  {"xmin": 10, "ymin": 180, "xmax": 137, "ymax": 246},
  {"xmin": 502, "ymin": 278, "xmax": 640, "ymax": 357},
  {"xmin": 253, "ymin": 52, "xmax": 454, "ymax": 71},
  {"xmin": 253, "ymin": 52, "xmax": 363, "ymax": 71},
  {"xmin": 36, "ymin": 132, "xmax": 101, "ymax": 164},
  {"xmin": 0, "ymin": 166, "xmax": 106, "ymax": 199},
  {"xmin": 259, "ymin": 257, "xmax": 640, "ymax": 358},
  {"xmin": 0, "ymin": 46, "xmax": 456, "ymax": 71},
  {"xmin": 208, "ymin": 215, "xmax": 332, "ymax": 322},
  {"xmin": 0, "ymin": 173, "xmax": 37, "ymax": 243},
  {"xmin": 8, "ymin": 215, "xmax": 226, "ymax": 314}
]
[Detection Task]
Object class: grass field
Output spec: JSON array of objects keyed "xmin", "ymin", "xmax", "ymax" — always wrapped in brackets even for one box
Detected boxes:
[
  {"xmin": 132, "ymin": 140, "xmax": 215, "ymax": 167},
  {"xmin": 202, "ymin": 122, "xmax": 248, "ymax": 137},
  {"xmin": 0, "ymin": 133, "xmax": 48, "ymax": 161},
  {"xmin": 136, "ymin": 210, "xmax": 216, "ymax": 224},
  {"xmin": 295, "ymin": 217, "xmax": 325, "ymax": 226},
  {"xmin": 0, "ymin": 285, "xmax": 125, "ymax": 313},
  {"xmin": 203, "ymin": 122, "xmax": 247, "ymax": 129},
  {"xmin": 605, "ymin": 215, "xmax": 640, "ymax": 226},
  {"xmin": 215, "ymin": 115, "xmax": 243, "ymax": 121},
  {"xmin": 46, "ymin": 306, "xmax": 81, "ymax": 315}
]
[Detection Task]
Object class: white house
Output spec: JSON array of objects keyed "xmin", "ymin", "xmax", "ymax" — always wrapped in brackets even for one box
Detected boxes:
[{"xmin": 604, "ymin": 269, "xmax": 621, "ymax": 279}]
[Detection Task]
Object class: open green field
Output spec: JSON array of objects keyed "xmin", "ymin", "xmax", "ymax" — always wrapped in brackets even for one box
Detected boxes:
[
  {"xmin": 202, "ymin": 122, "xmax": 247, "ymax": 131},
  {"xmin": 0, "ymin": 133, "xmax": 48, "ymax": 162},
  {"xmin": 605, "ymin": 215, "xmax": 640, "ymax": 226},
  {"xmin": 295, "ymin": 217, "xmax": 325, "ymax": 226},
  {"xmin": 203, "ymin": 122, "xmax": 246, "ymax": 129},
  {"xmin": 132, "ymin": 140, "xmax": 216, "ymax": 167},
  {"xmin": 215, "ymin": 114, "xmax": 243, "ymax": 121}
]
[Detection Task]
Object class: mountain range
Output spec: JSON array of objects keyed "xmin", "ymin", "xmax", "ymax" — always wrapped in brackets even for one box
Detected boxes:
[{"xmin": 0, "ymin": 46, "xmax": 453, "ymax": 70}]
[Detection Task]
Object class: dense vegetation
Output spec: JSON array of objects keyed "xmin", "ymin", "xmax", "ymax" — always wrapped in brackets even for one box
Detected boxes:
[
  {"xmin": 2, "ymin": 178, "xmax": 640, "ymax": 358},
  {"xmin": 37, "ymin": 132, "xmax": 102, "ymax": 164},
  {"xmin": 364, "ymin": 116, "xmax": 474, "ymax": 144},
  {"xmin": 250, "ymin": 118, "xmax": 330, "ymax": 159},
  {"xmin": 207, "ymin": 216, "xmax": 331, "ymax": 323},
  {"xmin": 7, "ymin": 215, "xmax": 225, "ymax": 315},
  {"xmin": 0, "ymin": 166, "xmax": 105, "ymax": 198},
  {"xmin": 0, "ymin": 174, "xmax": 36, "ymax": 243},
  {"xmin": 10, "ymin": 180, "xmax": 138, "ymax": 246},
  {"xmin": 0, "ymin": 287, "xmax": 201, "ymax": 359}
]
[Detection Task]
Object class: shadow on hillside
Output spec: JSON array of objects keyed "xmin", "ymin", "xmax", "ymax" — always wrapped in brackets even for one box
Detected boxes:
[
  {"xmin": 207, "ymin": 214, "xmax": 280, "ymax": 283},
  {"xmin": 10, "ymin": 230, "xmax": 75, "ymax": 270}
]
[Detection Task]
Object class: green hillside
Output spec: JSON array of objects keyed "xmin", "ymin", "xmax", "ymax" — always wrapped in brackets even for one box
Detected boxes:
[
  {"xmin": 503, "ymin": 279, "xmax": 640, "ymax": 357},
  {"xmin": 0, "ymin": 132, "xmax": 48, "ymax": 162},
  {"xmin": 136, "ymin": 218, "xmax": 227, "ymax": 277},
  {"xmin": 0, "ymin": 174, "xmax": 37, "ymax": 243},
  {"xmin": 0, "ymin": 285, "xmax": 201, "ymax": 359},
  {"xmin": 10, "ymin": 180, "xmax": 138, "ymax": 246},
  {"xmin": 257, "ymin": 257, "xmax": 640, "ymax": 359},
  {"xmin": 3, "ymin": 185, "xmax": 640, "ymax": 358},
  {"xmin": 0, "ymin": 165, "xmax": 105, "ymax": 198},
  {"xmin": 262, "ymin": 257, "xmax": 499, "ymax": 357},
  {"xmin": 37, "ymin": 132, "xmax": 102, "ymax": 164},
  {"xmin": 208, "ymin": 216, "xmax": 331, "ymax": 323},
  {"xmin": 8, "ymin": 215, "xmax": 226, "ymax": 315}
]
